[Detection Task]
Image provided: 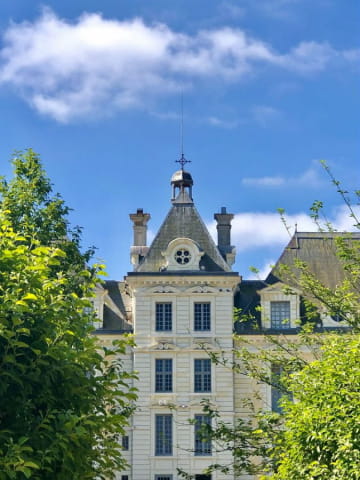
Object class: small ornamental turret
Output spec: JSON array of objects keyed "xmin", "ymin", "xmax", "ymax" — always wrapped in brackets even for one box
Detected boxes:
[{"xmin": 171, "ymin": 154, "xmax": 193, "ymax": 203}]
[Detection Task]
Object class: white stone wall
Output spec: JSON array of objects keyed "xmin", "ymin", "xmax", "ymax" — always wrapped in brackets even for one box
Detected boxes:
[{"xmin": 126, "ymin": 274, "xmax": 238, "ymax": 480}]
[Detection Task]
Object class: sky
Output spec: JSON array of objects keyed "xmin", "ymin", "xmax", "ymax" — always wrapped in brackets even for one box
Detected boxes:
[{"xmin": 0, "ymin": 0, "xmax": 359, "ymax": 280}]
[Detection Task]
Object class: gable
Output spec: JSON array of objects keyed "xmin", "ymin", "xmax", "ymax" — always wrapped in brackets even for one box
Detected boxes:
[{"xmin": 136, "ymin": 203, "xmax": 231, "ymax": 273}]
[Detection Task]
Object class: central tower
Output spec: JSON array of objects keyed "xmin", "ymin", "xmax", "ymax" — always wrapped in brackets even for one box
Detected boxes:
[{"xmin": 125, "ymin": 165, "xmax": 240, "ymax": 480}]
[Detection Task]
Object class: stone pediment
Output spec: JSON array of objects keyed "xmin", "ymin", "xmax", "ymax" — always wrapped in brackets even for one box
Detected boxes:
[
  {"xmin": 184, "ymin": 285, "xmax": 218, "ymax": 294},
  {"xmin": 259, "ymin": 281, "xmax": 301, "ymax": 295},
  {"xmin": 145, "ymin": 285, "xmax": 180, "ymax": 294}
]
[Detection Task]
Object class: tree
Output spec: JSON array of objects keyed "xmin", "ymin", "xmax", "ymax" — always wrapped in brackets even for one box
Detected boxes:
[
  {"xmin": 272, "ymin": 334, "xmax": 360, "ymax": 480},
  {"xmin": 187, "ymin": 164, "xmax": 360, "ymax": 479},
  {"xmin": 0, "ymin": 150, "xmax": 136, "ymax": 480}
]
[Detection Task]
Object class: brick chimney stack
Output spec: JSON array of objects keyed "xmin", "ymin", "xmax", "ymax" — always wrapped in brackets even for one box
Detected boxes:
[
  {"xmin": 129, "ymin": 208, "xmax": 151, "ymax": 268},
  {"xmin": 214, "ymin": 207, "xmax": 236, "ymax": 267}
]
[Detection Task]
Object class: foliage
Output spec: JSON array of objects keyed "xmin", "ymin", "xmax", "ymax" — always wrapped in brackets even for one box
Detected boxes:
[
  {"xmin": 272, "ymin": 333, "xmax": 360, "ymax": 480},
  {"xmin": 192, "ymin": 162, "xmax": 360, "ymax": 479},
  {"xmin": 0, "ymin": 150, "xmax": 136, "ymax": 480}
]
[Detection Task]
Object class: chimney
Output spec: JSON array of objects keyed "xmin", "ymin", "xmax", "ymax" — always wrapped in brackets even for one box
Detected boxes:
[
  {"xmin": 214, "ymin": 207, "xmax": 236, "ymax": 267},
  {"xmin": 129, "ymin": 208, "xmax": 151, "ymax": 268}
]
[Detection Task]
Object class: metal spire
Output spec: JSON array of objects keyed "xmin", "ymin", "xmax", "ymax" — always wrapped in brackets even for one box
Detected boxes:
[{"xmin": 176, "ymin": 91, "xmax": 191, "ymax": 170}]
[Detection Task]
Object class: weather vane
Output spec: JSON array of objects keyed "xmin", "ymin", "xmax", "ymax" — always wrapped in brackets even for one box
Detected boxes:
[{"xmin": 176, "ymin": 153, "xmax": 191, "ymax": 170}]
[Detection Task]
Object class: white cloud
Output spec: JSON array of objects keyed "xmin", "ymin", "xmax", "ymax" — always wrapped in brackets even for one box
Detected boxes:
[
  {"xmin": 280, "ymin": 41, "xmax": 336, "ymax": 74},
  {"xmin": 242, "ymin": 163, "xmax": 325, "ymax": 188},
  {"xmin": 242, "ymin": 176, "xmax": 285, "ymax": 186},
  {"xmin": 331, "ymin": 204, "xmax": 360, "ymax": 231},
  {"xmin": 208, "ymin": 205, "xmax": 360, "ymax": 253},
  {"xmin": 205, "ymin": 116, "xmax": 238, "ymax": 128},
  {"xmin": 248, "ymin": 259, "xmax": 277, "ymax": 280},
  {"xmin": 218, "ymin": 2, "xmax": 246, "ymax": 20},
  {"xmin": 250, "ymin": 105, "xmax": 281, "ymax": 126},
  {"xmin": 343, "ymin": 48, "xmax": 360, "ymax": 63},
  {"xmin": 0, "ymin": 8, "xmax": 358, "ymax": 121}
]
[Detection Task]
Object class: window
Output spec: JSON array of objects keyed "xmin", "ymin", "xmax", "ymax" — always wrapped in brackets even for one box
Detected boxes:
[
  {"xmin": 271, "ymin": 364, "xmax": 292, "ymax": 413},
  {"xmin": 194, "ymin": 302, "xmax": 211, "ymax": 331},
  {"xmin": 155, "ymin": 476, "xmax": 173, "ymax": 480},
  {"xmin": 155, "ymin": 414, "xmax": 172, "ymax": 456},
  {"xmin": 270, "ymin": 301, "xmax": 290, "ymax": 329},
  {"xmin": 121, "ymin": 476, "xmax": 129, "ymax": 480},
  {"xmin": 121, "ymin": 435, "xmax": 129, "ymax": 450},
  {"xmin": 174, "ymin": 248, "xmax": 192, "ymax": 264},
  {"xmin": 156, "ymin": 303, "xmax": 172, "ymax": 331},
  {"xmin": 194, "ymin": 414, "xmax": 212, "ymax": 455},
  {"xmin": 155, "ymin": 359, "xmax": 173, "ymax": 392},
  {"xmin": 194, "ymin": 359, "xmax": 211, "ymax": 392},
  {"xmin": 195, "ymin": 476, "xmax": 212, "ymax": 480}
]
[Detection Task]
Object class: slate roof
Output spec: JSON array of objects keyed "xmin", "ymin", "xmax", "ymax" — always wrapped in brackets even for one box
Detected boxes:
[
  {"xmin": 267, "ymin": 231, "xmax": 360, "ymax": 289},
  {"xmin": 135, "ymin": 199, "xmax": 231, "ymax": 273},
  {"xmin": 235, "ymin": 231, "xmax": 360, "ymax": 333},
  {"xmin": 234, "ymin": 280, "xmax": 263, "ymax": 333},
  {"xmin": 101, "ymin": 280, "xmax": 132, "ymax": 332}
]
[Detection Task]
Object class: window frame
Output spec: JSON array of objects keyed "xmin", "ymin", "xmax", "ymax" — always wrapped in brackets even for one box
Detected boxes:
[
  {"xmin": 155, "ymin": 414, "xmax": 173, "ymax": 456},
  {"xmin": 271, "ymin": 363, "xmax": 293, "ymax": 413},
  {"xmin": 270, "ymin": 301, "xmax": 291, "ymax": 329},
  {"xmin": 155, "ymin": 358, "xmax": 173, "ymax": 393},
  {"xmin": 156, "ymin": 302, "xmax": 173, "ymax": 332},
  {"xmin": 194, "ymin": 302, "xmax": 211, "ymax": 332},
  {"xmin": 194, "ymin": 358, "xmax": 211, "ymax": 393},
  {"xmin": 194, "ymin": 414, "xmax": 212, "ymax": 456},
  {"xmin": 121, "ymin": 435, "xmax": 129, "ymax": 451}
]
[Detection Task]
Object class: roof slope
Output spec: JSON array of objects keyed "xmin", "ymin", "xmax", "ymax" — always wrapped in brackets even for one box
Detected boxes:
[
  {"xmin": 102, "ymin": 281, "xmax": 132, "ymax": 331},
  {"xmin": 267, "ymin": 232, "xmax": 360, "ymax": 289},
  {"xmin": 136, "ymin": 202, "xmax": 231, "ymax": 273}
]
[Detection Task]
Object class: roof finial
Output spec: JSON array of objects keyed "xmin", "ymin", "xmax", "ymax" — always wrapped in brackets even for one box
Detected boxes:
[
  {"xmin": 176, "ymin": 153, "xmax": 191, "ymax": 170},
  {"xmin": 176, "ymin": 91, "xmax": 191, "ymax": 170}
]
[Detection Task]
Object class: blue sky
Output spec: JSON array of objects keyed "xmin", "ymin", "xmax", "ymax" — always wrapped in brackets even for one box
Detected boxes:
[{"xmin": 0, "ymin": 0, "xmax": 359, "ymax": 279}]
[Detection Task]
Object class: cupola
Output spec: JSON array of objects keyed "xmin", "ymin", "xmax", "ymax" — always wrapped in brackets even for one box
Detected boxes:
[{"xmin": 171, "ymin": 154, "xmax": 193, "ymax": 203}]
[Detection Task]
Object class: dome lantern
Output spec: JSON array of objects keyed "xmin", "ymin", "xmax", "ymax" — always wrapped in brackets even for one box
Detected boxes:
[{"xmin": 171, "ymin": 155, "xmax": 193, "ymax": 203}]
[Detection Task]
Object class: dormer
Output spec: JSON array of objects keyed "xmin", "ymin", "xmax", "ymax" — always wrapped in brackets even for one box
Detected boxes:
[
  {"xmin": 259, "ymin": 282, "xmax": 300, "ymax": 329},
  {"xmin": 162, "ymin": 237, "xmax": 204, "ymax": 271}
]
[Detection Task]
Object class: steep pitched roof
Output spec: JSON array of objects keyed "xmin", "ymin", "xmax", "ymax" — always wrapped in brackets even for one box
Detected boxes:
[
  {"xmin": 267, "ymin": 231, "xmax": 360, "ymax": 289},
  {"xmin": 135, "ymin": 202, "xmax": 231, "ymax": 273},
  {"xmin": 102, "ymin": 281, "xmax": 132, "ymax": 332}
]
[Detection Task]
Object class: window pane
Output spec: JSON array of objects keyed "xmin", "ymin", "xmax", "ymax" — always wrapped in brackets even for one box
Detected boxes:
[
  {"xmin": 270, "ymin": 301, "xmax": 290, "ymax": 329},
  {"xmin": 155, "ymin": 476, "xmax": 173, "ymax": 480},
  {"xmin": 194, "ymin": 302, "xmax": 211, "ymax": 331},
  {"xmin": 194, "ymin": 414, "xmax": 212, "ymax": 455},
  {"xmin": 271, "ymin": 364, "xmax": 293, "ymax": 413},
  {"xmin": 156, "ymin": 303, "xmax": 172, "ymax": 331},
  {"xmin": 194, "ymin": 359, "xmax": 211, "ymax": 392},
  {"xmin": 155, "ymin": 359, "xmax": 173, "ymax": 392},
  {"xmin": 121, "ymin": 435, "xmax": 129, "ymax": 450},
  {"xmin": 155, "ymin": 415, "xmax": 172, "ymax": 456}
]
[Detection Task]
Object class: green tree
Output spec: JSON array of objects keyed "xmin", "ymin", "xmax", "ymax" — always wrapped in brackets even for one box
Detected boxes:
[
  {"xmin": 0, "ymin": 150, "xmax": 136, "ymax": 480},
  {"xmin": 273, "ymin": 334, "xmax": 360, "ymax": 480}
]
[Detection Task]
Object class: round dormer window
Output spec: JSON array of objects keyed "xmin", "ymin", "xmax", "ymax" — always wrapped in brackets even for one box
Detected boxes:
[
  {"xmin": 162, "ymin": 237, "xmax": 204, "ymax": 271},
  {"xmin": 174, "ymin": 249, "xmax": 192, "ymax": 264}
]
